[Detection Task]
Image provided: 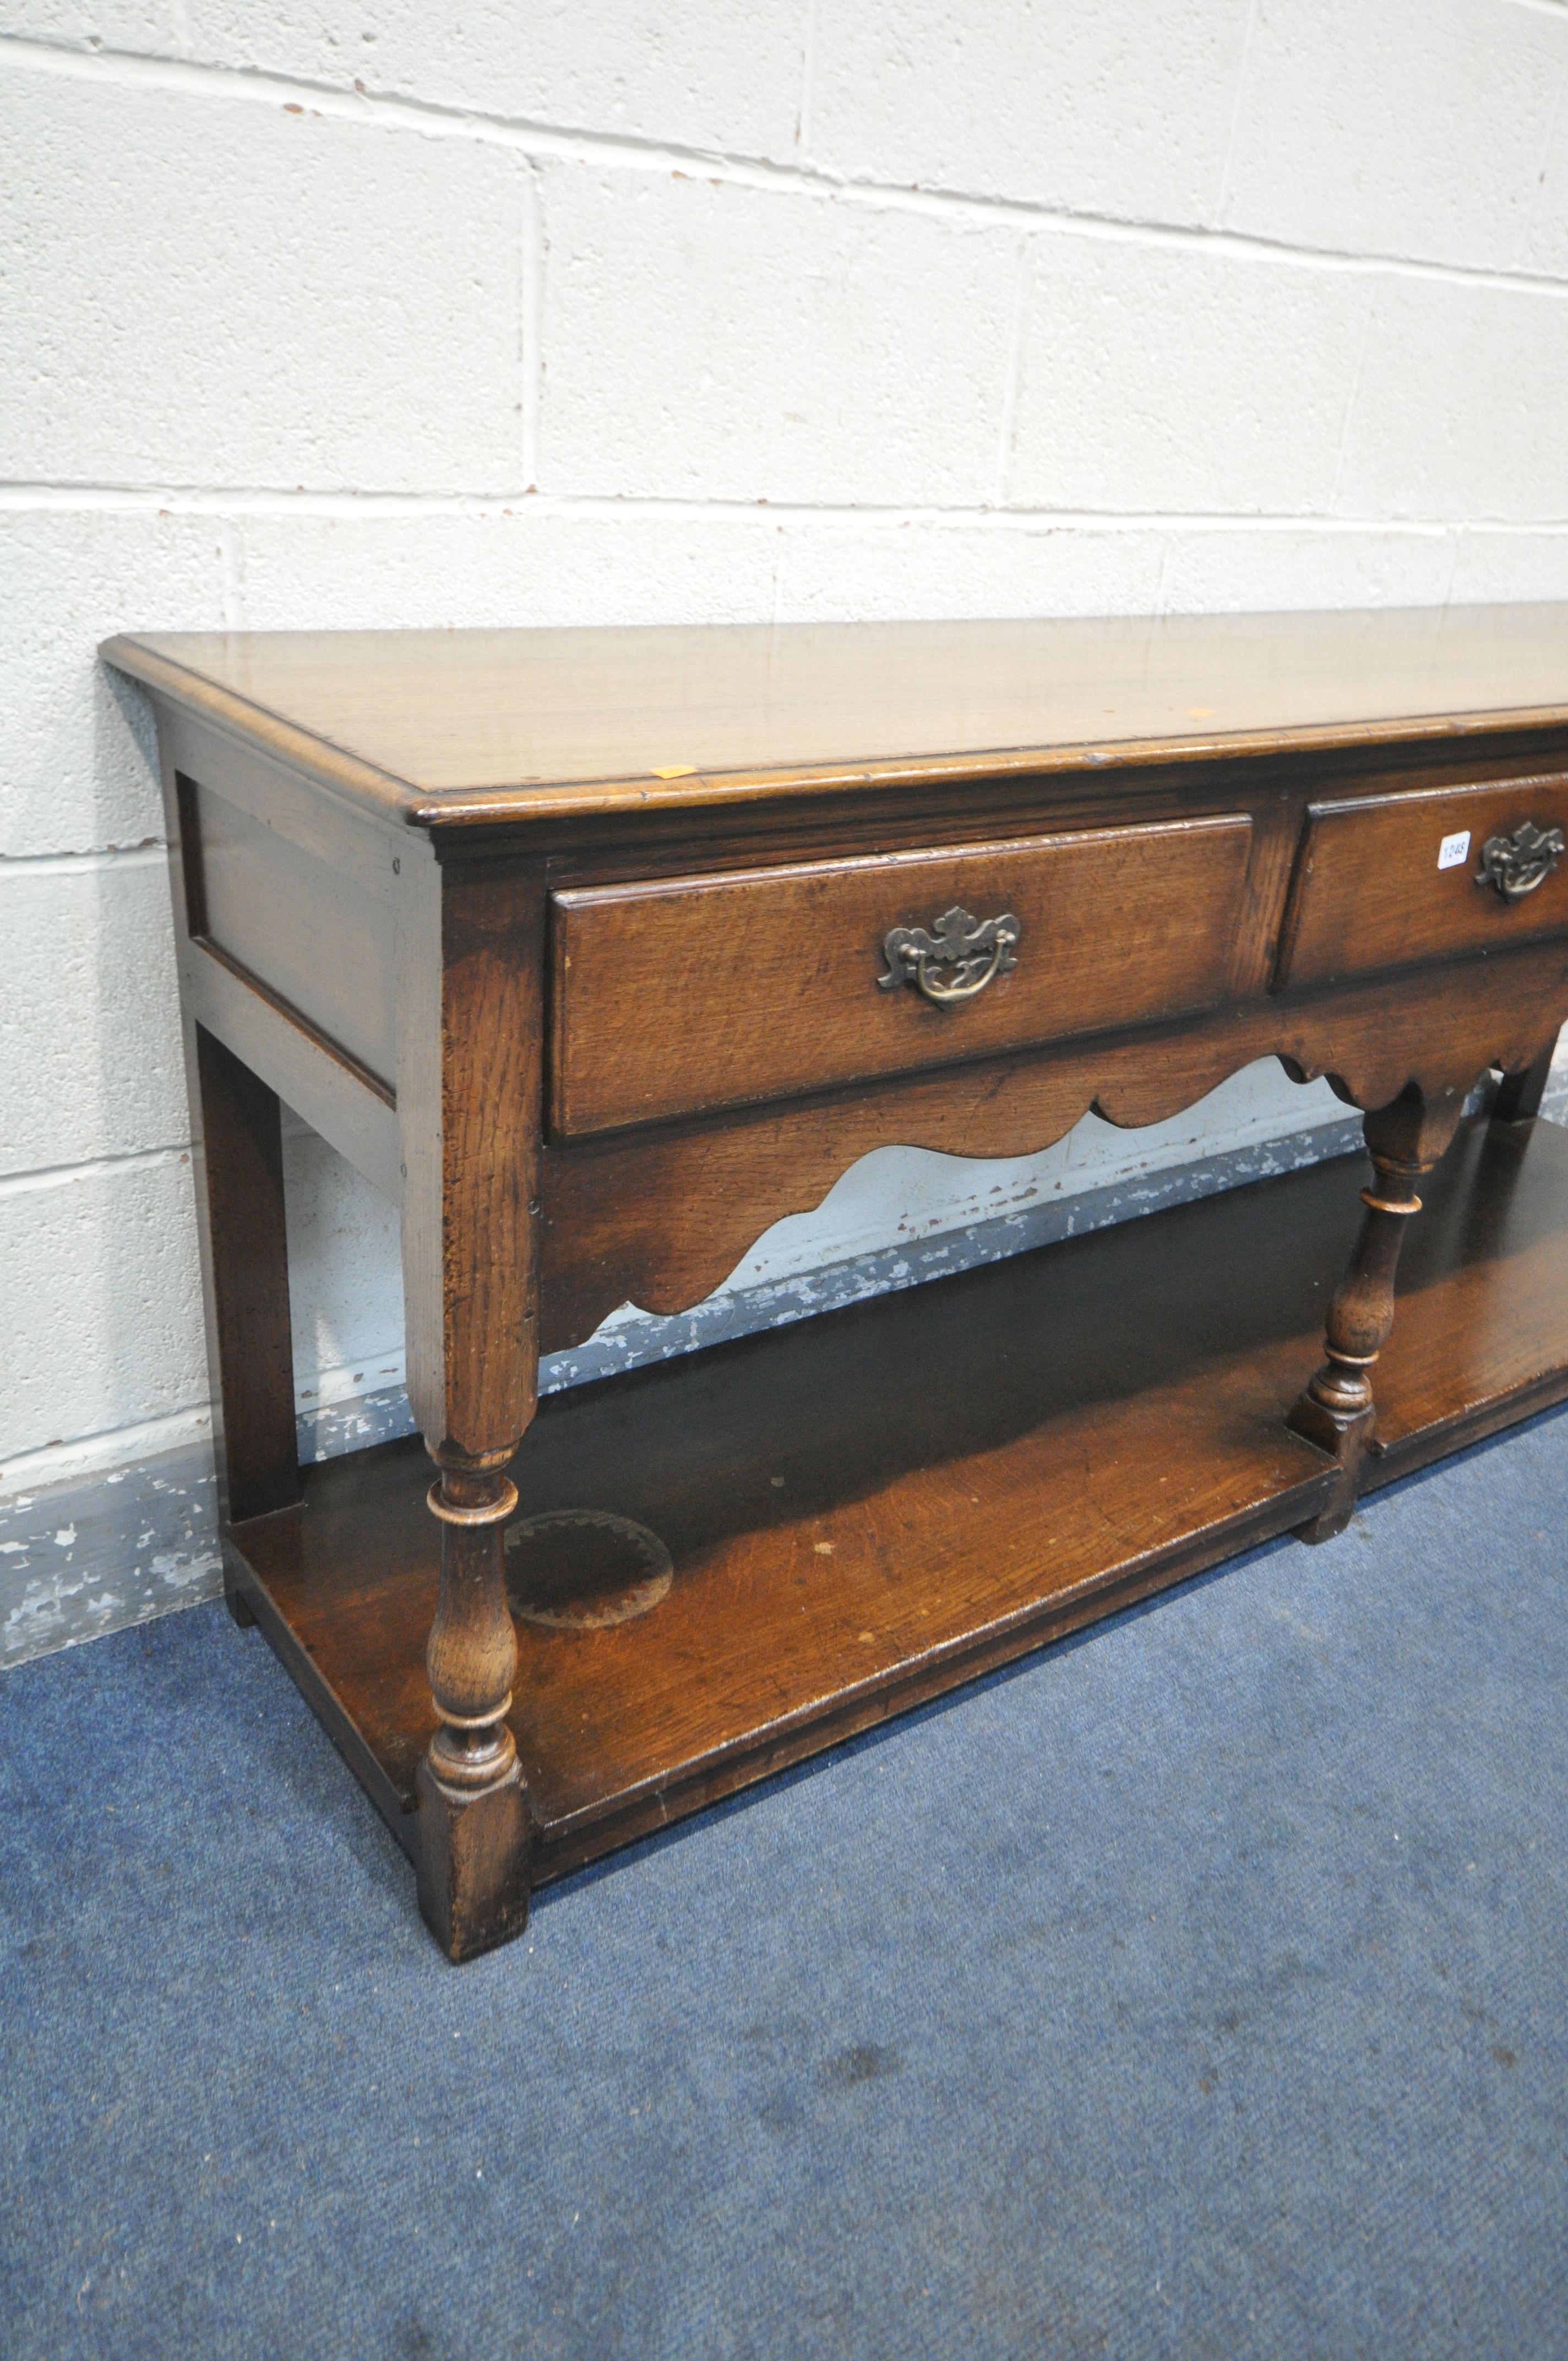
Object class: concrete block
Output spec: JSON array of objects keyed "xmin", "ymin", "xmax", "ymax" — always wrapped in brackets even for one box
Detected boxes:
[
  {"xmin": 0, "ymin": 855, "xmax": 186, "ymax": 1178},
  {"xmin": 809, "ymin": 0, "xmax": 1250, "ymax": 227},
  {"xmin": 1, "ymin": 70, "xmax": 524, "ymax": 492},
  {"xmin": 1, "ymin": 4, "xmax": 179, "ymax": 45},
  {"xmin": 231, "ymin": 507, "xmax": 782, "ymax": 629},
  {"xmin": 774, "ymin": 522, "xmax": 1462, "ymax": 627},
  {"xmin": 0, "ymin": 509, "xmax": 224, "ymax": 861},
  {"xmin": 1335, "ymin": 280, "xmax": 1568, "ymax": 525},
  {"xmin": 1447, "ymin": 532, "xmax": 1568, "ymax": 606},
  {"xmin": 177, "ymin": 1, "xmax": 807, "ymax": 163},
  {"xmin": 537, "ymin": 168, "xmax": 1016, "ymax": 504},
  {"xmin": 774, "ymin": 520, "xmax": 1166, "ymax": 621},
  {"xmin": 1008, "ymin": 238, "xmax": 1368, "ymax": 514},
  {"xmin": 1225, "ymin": 0, "xmax": 1566, "ymax": 273},
  {"xmin": 0, "ymin": 1156, "xmax": 208, "ymax": 1462},
  {"xmin": 1157, "ymin": 527, "xmax": 1454, "ymax": 614},
  {"xmin": 1520, "ymin": 91, "xmax": 1568, "ymax": 282},
  {"xmin": 282, "ymin": 1116, "xmax": 405, "ymax": 1417}
]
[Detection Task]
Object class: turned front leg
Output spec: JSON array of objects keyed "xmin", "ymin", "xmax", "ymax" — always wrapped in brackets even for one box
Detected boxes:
[
  {"xmin": 1287, "ymin": 1166, "xmax": 1423, "ymax": 1539},
  {"xmin": 1288, "ymin": 1087, "xmax": 1465, "ymax": 1541},
  {"xmin": 398, "ymin": 846, "xmax": 547, "ymax": 1961},
  {"xmin": 415, "ymin": 1444, "xmax": 532, "ymax": 1960},
  {"xmin": 425, "ymin": 1449, "xmax": 519, "ymax": 1790}
]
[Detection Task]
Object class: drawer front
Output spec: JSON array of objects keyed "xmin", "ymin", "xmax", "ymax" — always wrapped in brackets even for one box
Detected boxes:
[
  {"xmin": 551, "ymin": 815, "xmax": 1254, "ymax": 1136},
  {"xmin": 1278, "ymin": 774, "xmax": 1568, "ymax": 990}
]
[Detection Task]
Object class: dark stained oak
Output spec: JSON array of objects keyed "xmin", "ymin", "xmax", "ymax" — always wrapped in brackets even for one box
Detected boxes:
[
  {"xmin": 228, "ymin": 1115, "xmax": 1568, "ymax": 1884},
  {"xmin": 1278, "ymin": 770, "xmax": 1568, "ymax": 988},
  {"xmin": 189, "ymin": 1027, "xmax": 298, "ymax": 1535},
  {"xmin": 537, "ymin": 939, "xmax": 1568, "ymax": 1349},
  {"xmin": 104, "ymin": 605, "xmax": 1568, "ymax": 826},
  {"xmin": 182, "ymin": 774, "xmax": 400, "ymax": 1090},
  {"xmin": 160, "ymin": 737, "xmax": 300, "ymax": 1585},
  {"xmin": 1287, "ymin": 1088, "xmax": 1469, "ymax": 1540},
  {"xmin": 395, "ymin": 847, "xmax": 547, "ymax": 1959},
  {"xmin": 551, "ymin": 816, "xmax": 1252, "ymax": 1136},
  {"xmin": 1494, "ymin": 1040, "xmax": 1557, "ymax": 1124},
  {"xmin": 105, "ymin": 605, "xmax": 1568, "ymax": 1961}
]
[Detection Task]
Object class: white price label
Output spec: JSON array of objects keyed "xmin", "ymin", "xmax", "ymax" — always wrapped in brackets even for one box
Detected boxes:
[{"xmin": 1438, "ymin": 830, "xmax": 1471, "ymax": 871}]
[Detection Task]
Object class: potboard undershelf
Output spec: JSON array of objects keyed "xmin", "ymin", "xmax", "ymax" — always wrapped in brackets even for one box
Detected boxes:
[{"xmin": 228, "ymin": 1113, "xmax": 1568, "ymax": 1890}]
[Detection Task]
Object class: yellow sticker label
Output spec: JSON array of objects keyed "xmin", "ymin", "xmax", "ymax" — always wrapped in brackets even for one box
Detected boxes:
[{"xmin": 652, "ymin": 764, "xmax": 698, "ymax": 780}]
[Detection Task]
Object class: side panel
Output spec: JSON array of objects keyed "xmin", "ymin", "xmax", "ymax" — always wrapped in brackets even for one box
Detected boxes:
[{"xmin": 181, "ymin": 776, "xmax": 398, "ymax": 1091}]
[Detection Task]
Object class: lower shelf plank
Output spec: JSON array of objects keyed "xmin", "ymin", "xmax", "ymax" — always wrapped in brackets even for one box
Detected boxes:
[{"xmin": 228, "ymin": 1112, "xmax": 1568, "ymax": 1889}]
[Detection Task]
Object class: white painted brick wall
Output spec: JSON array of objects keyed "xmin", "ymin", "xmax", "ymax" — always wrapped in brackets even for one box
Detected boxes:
[{"xmin": 3, "ymin": 4, "xmax": 1568, "ymax": 1504}]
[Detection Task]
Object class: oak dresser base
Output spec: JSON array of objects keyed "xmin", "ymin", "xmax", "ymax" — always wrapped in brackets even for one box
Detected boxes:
[{"xmin": 101, "ymin": 605, "xmax": 1568, "ymax": 1959}]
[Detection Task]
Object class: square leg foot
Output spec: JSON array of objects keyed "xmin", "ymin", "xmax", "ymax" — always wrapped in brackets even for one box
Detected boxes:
[
  {"xmin": 415, "ymin": 1755, "xmax": 533, "ymax": 1963},
  {"xmin": 1286, "ymin": 1396, "xmax": 1375, "ymax": 1544}
]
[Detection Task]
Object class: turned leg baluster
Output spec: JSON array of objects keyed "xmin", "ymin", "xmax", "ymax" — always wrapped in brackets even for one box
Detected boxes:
[
  {"xmin": 1288, "ymin": 1087, "xmax": 1467, "ymax": 1543},
  {"xmin": 399, "ymin": 848, "xmax": 546, "ymax": 1961},
  {"xmin": 424, "ymin": 1448, "xmax": 520, "ymax": 1791},
  {"xmin": 1287, "ymin": 1159, "xmax": 1423, "ymax": 1540},
  {"xmin": 415, "ymin": 1444, "xmax": 532, "ymax": 1959}
]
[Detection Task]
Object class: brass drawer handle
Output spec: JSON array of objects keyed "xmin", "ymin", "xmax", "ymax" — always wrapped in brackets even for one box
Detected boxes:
[
  {"xmin": 878, "ymin": 903, "xmax": 1021, "ymax": 1005},
  {"xmin": 1477, "ymin": 820, "xmax": 1565, "ymax": 902}
]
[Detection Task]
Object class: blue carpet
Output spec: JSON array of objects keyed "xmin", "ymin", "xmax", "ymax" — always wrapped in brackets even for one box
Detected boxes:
[{"xmin": 3, "ymin": 1409, "xmax": 1567, "ymax": 2360}]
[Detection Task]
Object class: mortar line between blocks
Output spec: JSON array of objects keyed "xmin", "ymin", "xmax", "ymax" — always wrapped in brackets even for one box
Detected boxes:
[
  {"xmin": 992, "ymin": 241, "xmax": 1031, "ymax": 510},
  {"xmin": 7, "ymin": 485, "xmax": 1565, "ymax": 535},
  {"xmin": 795, "ymin": 0, "xmax": 820, "ymax": 161},
  {"xmin": 1327, "ymin": 293, "xmax": 1378, "ymax": 518},
  {"xmin": 0, "ymin": 1405, "xmax": 216, "ymax": 1500},
  {"xmin": 6, "ymin": 34, "xmax": 1568, "ymax": 303},
  {"xmin": 520, "ymin": 162, "xmax": 543, "ymax": 489},
  {"xmin": 0, "ymin": 1144, "xmax": 195, "ymax": 1200},
  {"xmin": 1212, "ymin": 0, "xmax": 1261, "ymax": 232},
  {"xmin": 0, "ymin": 846, "xmax": 167, "ymax": 873}
]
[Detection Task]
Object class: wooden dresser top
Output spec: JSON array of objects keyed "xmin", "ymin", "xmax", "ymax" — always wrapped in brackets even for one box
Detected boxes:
[{"xmin": 104, "ymin": 603, "xmax": 1568, "ymax": 831}]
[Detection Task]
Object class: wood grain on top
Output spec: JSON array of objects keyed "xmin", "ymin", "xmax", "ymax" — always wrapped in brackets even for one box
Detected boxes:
[{"xmin": 104, "ymin": 604, "xmax": 1568, "ymax": 826}]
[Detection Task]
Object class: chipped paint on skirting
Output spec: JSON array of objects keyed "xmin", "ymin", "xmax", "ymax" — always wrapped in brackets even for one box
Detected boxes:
[{"xmin": 0, "ymin": 1448, "xmax": 222, "ymax": 1670}]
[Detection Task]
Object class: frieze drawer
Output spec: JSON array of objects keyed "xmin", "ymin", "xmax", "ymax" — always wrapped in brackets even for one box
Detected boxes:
[
  {"xmin": 549, "ymin": 814, "xmax": 1254, "ymax": 1136},
  {"xmin": 1277, "ymin": 775, "xmax": 1568, "ymax": 991}
]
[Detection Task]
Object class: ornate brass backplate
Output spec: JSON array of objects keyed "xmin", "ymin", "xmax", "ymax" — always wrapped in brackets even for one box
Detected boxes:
[
  {"xmin": 1476, "ymin": 819, "xmax": 1566, "ymax": 902},
  {"xmin": 878, "ymin": 904, "xmax": 1022, "ymax": 1005}
]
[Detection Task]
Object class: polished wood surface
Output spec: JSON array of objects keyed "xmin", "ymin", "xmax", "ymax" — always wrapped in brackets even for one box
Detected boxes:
[
  {"xmin": 229, "ymin": 1115, "xmax": 1568, "ymax": 1885},
  {"xmin": 1287, "ymin": 1089, "xmax": 1469, "ymax": 1539},
  {"xmin": 182, "ymin": 776, "xmax": 399, "ymax": 1090},
  {"xmin": 1280, "ymin": 771, "xmax": 1568, "ymax": 988},
  {"xmin": 105, "ymin": 603, "xmax": 1568, "ymax": 826},
  {"xmin": 108, "ymin": 602, "xmax": 1568, "ymax": 1960},
  {"xmin": 538, "ymin": 938, "xmax": 1568, "ymax": 1348},
  {"xmin": 189, "ymin": 1027, "xmax": 299, "ymax": 1533},
  {"xmin": 395, "ymin": 847, "xmax": 546, "ymax": 1957},
  {"xmin": 552, "ymin": 816, "xmax": 1251, "ymax": 1135}
]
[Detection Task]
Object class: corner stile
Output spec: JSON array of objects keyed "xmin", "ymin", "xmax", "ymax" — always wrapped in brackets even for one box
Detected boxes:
[{"xmin": 396, "ymin": 838, "xmax": 547, "ymax": 1960}]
